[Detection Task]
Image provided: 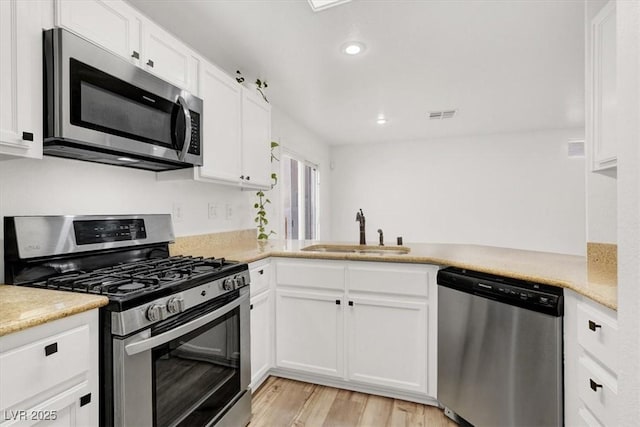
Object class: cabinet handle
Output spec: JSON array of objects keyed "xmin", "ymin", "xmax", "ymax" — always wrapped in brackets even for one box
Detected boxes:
[
  {"xmin": 250, "ymin": 304, "xmax": 254, "ymax": 310},
  {"xmin": 146, "ymin": 59, "xmax": 154, "ymax": 68},
  {"xmin": 246, "ymin": 176, "xmax": 250, "ymax": 181},
  {"xmin": 590, "ymin": 379, "xmax": 603, "ymax": 392},
  {"xmin": 22, "ymin": 131, "xmax": 33, "ymax": 141},
  {"xmin": 131, "ymin": 50, "xmax": 140, "ymax": 59},
  {"xmin": 44, "ymin": 342, "xmax": 58, "ymax": 356},
  {"xmin": 80, "ymin": 393, "xmax": 91, "ymax": 407},
  {"xmin": 335, "ymin": 299, "xmax": 341, "ymax": 305},
  {"xmin": 588, "ymin": 320, "xmax": 602, "ymax": 331},
  {"xmin": 348, "ymin": 301, "xmax": 354, "ymax": 306},
  {"xmin": 259, "ymin": 269, "xmax": 264, "ymax": 275},
  {"xmin": 240, "ymin": 175, "xmax": 245, "ymax": 180}
]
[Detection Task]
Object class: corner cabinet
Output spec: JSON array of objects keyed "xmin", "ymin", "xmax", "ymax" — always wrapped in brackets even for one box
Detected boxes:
[
  {"xmin": 273, "ymin": 258, "xmax": 439, "ymax": 404},
  {"xmin": 589, "ymin": 1, "xmax": 617, "ymax": 171},
  {"xmin": 0, "ymin": 0, "xmax": 44, "ymax": 160},
  {"xmin": 0, "ymin": 309, "xmax": 100, "ymax": 427}
]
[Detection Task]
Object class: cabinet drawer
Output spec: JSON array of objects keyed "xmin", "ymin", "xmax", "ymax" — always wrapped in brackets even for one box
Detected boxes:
[
  {"xmin": 0, "ymin": 325, "xmax": 90, "ymax": 410},
  {"xmin": 577, "ymin": 302, "xmax": 618, "ymax": 371},
  {"xmin": 348, "ymin": 263, "xmax": 432, "ymax": 297},
  {"xmin": 578, "ymin": 356, "xmax": 617, "ymax": 427},
  {"xmin": 250, "ymin": 262, "xmax": 271, "ymax": 296},
  {"xmin": 276, "ymin": 261, "xmax": 345, "ymax": 290}
]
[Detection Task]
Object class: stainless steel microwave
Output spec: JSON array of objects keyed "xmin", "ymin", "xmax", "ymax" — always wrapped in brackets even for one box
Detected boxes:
[{"xmin": 43, "ymin": 28, "xmax": 203, "ymax": 171}]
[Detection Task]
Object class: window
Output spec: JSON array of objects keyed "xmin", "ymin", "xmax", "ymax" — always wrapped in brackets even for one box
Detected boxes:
[{"xmin": 281, "ymin": 153, "xmax": 319, "ymax": 240}]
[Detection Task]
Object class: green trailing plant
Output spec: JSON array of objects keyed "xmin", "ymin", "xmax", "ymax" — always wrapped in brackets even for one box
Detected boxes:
[
  {"xmin": 255, "ymin": 141, "xmax": 279, "ymax": 240},
  {"xmin": 255, "ymin": 78, "xmax": 269, "ymax": 103}
]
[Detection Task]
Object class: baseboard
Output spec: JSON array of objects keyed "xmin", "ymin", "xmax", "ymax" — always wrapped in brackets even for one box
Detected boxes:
[{"xmin": 261, "ymin": 368, "xmax": 441, "ymax": 407}]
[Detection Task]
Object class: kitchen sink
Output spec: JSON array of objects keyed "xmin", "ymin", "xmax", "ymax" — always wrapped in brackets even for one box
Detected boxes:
[{"xmin": 301, "ymin": 244, "xmax": 410, "ymax": 255}]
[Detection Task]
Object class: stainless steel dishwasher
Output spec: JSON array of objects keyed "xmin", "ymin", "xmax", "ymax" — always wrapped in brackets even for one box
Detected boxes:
[{"xmin": 437, "ymin": 267, "xmax": 564, "ymax": 427}]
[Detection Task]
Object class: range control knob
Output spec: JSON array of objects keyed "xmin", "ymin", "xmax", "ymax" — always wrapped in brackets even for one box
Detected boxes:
[
  {"xmin": 166, "ymin": 297, "xmax": 185, "ymax": 314},
  {"xmin": 234, "ymin": 275, "xmax": 245, "ymax": 288},
  {"xmin": 222, "ymin": 278, "xmax": 235, "ymax": 291},
  {"xmin": 146, "ymin": 304, "xmax": 166, "ymax": 322}
]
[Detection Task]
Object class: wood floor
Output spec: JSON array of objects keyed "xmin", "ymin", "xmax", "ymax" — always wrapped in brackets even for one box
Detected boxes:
[{"xmin": 250, "ymin": 377, "xmax": 457, "ymax": 427}]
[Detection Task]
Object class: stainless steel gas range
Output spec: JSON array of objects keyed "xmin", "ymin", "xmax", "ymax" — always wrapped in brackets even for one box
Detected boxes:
[{"xmin": 4, "ymin": 215, "xmax": 251, "ymax": 427}]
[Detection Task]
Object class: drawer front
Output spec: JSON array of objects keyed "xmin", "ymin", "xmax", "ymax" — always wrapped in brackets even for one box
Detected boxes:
[
  {"xmin": 0, "ymin": 325, "xmax": 90, "ymax": 410},
  {"xmin": 348, "ymin": 263, "xmax": 432, "ymax": 297},
  {"xmin": 577, "ymin": 302, "xmax": 618, "ymax": 371},
  {"xmin": 276, "ymin": 261, "xmax": 345, "ymax": 290},
  {"xmin": 578, "ymin": 356, "xmax": 618, "ymax": 427},
  {"xmin": 250, "ymin": 262, "xmax": 271, "ymax": 296}
]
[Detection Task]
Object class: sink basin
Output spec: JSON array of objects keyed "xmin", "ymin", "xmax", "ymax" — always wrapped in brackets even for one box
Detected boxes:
[{"xmin": 301, "ymin": 244, "xmax": 410, "ymax": 255}]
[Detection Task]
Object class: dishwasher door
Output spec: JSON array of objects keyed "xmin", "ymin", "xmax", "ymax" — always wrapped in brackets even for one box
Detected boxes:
[{"xmin": 437, "ymin": 269, "xmax": 563, "ymax": 427}]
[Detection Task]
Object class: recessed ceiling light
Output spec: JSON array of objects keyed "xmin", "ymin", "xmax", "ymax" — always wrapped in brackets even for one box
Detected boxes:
[
  {"xmin": 376, "ymin": 116, "xmax": 387, "ymax": 125},
  {"xmin": 342, "ymin": 42, "xmax": 366, "ymax": 56}
]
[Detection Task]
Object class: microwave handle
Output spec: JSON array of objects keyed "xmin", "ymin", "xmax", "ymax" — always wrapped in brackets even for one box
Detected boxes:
[
  {"xmin": 176, "ymin": 95, "xmax": 192, "ymax": 162},
  {"xmin": 124, "ymin": 291, "xmax": 248, "ymax": 356}
]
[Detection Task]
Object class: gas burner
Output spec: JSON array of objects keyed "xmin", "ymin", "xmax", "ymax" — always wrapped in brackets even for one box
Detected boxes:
[{"xmin": 117, "ymin": 283, "xmax": 146, "ymax": 292}]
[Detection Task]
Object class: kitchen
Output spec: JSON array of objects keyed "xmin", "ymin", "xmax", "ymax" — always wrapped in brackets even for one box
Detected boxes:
[{"xmin": 0, "ymin": 0, "xmax": 638, "ymax": 426}]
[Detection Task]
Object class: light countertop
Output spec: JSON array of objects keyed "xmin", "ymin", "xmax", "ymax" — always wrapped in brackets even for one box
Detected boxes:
[
  {"xmin": 0, "ymin": 285, "xmax": 109, "ymax": 337},
  {"xmin": 172, "ymin": 237, "xmax": 617, "ymax": 310}
]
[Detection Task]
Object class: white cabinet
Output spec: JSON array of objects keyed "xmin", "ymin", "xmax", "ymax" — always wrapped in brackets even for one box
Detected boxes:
[
  {"xmin": 141, "ymin": 19, "xmax": 199, "ymax": 94},
  {"xmin": 274, "ymin": 258, "xmax": 438, "ymax": 399},
  {"xmin": 56, "ymin": 0, "xmax": 141, "ymax": 63},
  {"xmin": 564, "ymin": 290, "xmax": 619, "ymax": 427},
  {"xmin": 0, "ymin": 0, "xmax": 44, "ymax": 160},
  {"xmin": 240, "ymin": 88, "xmax": 272, "ymax": 189},
  {"xmin": 0, "ymin": 309, "xmax": 99, "ymax": 427},
  {"xmin": 249, "ymin": 260, "xmax": 273, "ymax": 391},
  {"xmin": 346, "ymin": 295, "xmax": 427, "ymax": 393},
  {"xmin": 56, "ymin": 0, "xmax": 199, "ymax": 94},
  {"xmin": 589, "ymin": 1, "xmax": 617, "ymax": 171},
  {"xmin": 196, "ymin": 63, "xmax": 242, "ymax": 185}
]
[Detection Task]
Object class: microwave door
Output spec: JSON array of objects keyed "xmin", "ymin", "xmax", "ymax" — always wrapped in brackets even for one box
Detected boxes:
[{"xmin": 171, "ymin": 96, "xmax": 192, "ymax": 162}]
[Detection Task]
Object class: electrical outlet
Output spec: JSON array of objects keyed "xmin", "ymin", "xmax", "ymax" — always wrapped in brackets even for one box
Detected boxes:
[
  {"xmin": 172, "ymin": 203, "xmax": 183, "ymax": 223},
  {"xmin": 208, "ymin": 203, "xmax": 218, "ymax": 219},
  {"xmin": 225, "ymin": 204, "xmax": 233, "ymax": 220}
]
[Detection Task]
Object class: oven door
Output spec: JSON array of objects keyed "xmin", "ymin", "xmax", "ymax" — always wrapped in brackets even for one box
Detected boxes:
[{"xmin": 112, "ymin": 288, "xmax": 250, "ymax": 427}]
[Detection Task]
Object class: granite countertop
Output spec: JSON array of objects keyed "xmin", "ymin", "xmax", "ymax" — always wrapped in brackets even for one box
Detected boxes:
[
  {"xmin": 171, "ymin": 235, "xmax": 617, "ymax": 310},
  {"xmin": 0, "ymin": 285, "xmax": 109, "ymax": 337}
]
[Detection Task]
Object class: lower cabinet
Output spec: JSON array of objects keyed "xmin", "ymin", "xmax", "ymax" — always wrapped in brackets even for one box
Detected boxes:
[
  {"xmin": 249, "ymin": 259, "xmax": 273, "ymax": 391},
  {"xmin": 273, "ymin": 258, "xmax": 438, "ymax": 401},
  {"xmin": 346, "ymin": 295, "xmax": 427, "ymax": 393},
  {"xmin": 0, "ymin": 309, "xmax": 99, "ymax": 427}
]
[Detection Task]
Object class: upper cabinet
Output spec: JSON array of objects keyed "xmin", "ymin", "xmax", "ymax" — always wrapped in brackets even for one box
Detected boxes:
[
  {"xmin": 0, "ymin": 0, "xmax": 44, "ymax": 160},
  {"xmin": 241, "ymin": 88, "xmax": 272, "ymax": 189},
  {"xmin": 589, "ymin": 1, "xmax": 617, "ymax": 171},
  {"xmin": 56, "ymin": 0, "xmax": 199, "ymax": 95}
]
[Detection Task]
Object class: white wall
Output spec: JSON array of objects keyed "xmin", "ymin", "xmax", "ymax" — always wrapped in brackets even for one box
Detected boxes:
[
  {"xmin": 330, "ymin": 128, "xmax": 586, "ymax": 255},
  {"xmin": 0, "ymin": 156, "xmax": 256, "ymax": 278},
  {"xmin": 270, "ymin": 105, "xmax": 332, "ymax": 239},
  {"xmin": 615, "ymin": 0, "xmax": 640, "ymax": 423}
]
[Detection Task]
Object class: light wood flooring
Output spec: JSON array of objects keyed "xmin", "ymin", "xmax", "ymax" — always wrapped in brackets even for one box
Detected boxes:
[{"xmin": 250, "ymin": 376, "xmax": 457, "ymax": 427}]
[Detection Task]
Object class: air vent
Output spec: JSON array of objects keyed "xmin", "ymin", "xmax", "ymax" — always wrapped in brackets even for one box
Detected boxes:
[{"xmin": 429, "ymin": 110, "xmax": 456, "ymax": 120}]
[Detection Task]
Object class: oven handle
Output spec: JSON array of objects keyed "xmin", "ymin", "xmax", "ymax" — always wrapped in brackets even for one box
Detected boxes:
[
  {"xmin": 125, "ymin": 292, "xmax": 248, "ymax": 356},
  {"xmin": 176, "ymin": 95, "xmax": 192, "ymax": 162}
]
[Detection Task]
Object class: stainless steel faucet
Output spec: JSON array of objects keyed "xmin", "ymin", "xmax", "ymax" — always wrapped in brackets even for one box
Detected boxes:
[
  {"xmin": 377, "ymin": 229, "xmax": 384, "ymax": 246},
  {"xmin": 355, "ymin": 209, "xmax": 366, "ymax": 245}
]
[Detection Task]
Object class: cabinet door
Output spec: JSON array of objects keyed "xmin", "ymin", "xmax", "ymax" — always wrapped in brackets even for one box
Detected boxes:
[
  {"xmin": 197, "ymin": 63, "xmax": 242, "ymax": 184},
  {"xmin": 56, "ymin": 0, "xmax": 141, "ymax": 63},
  {"xmin": 241, "ymin": 88, "xmax": 272, "ymax": 189},
  {"xmin": 275, "ymin": 289, "xmax": 343, "ymax": 377},
  {"xmin": 142, "ymin": 19, "xmax": 199, "ymax": 93},
  {"xmin": 0, "ymin": 0, "xmax": 43, "ymax": 159},
  {"xmin": 346, "ymin": 295, "xmax": 427, "ymax": 393},
  {"xmin": 590, "ymin": 1, "xmax": 617, "ymax": 170},
  {"xmin": 250, "ymin": 291, "xmax": 272, "ymax": 391}
]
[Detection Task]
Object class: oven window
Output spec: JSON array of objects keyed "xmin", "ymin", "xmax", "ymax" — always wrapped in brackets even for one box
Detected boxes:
[
  {"xmin": 152, "ymin": 307, "xmax": 241, "ymax": 427},
  {"xmin": 69, "ymin": 58, "xmax": 177, "ymax": 149}
]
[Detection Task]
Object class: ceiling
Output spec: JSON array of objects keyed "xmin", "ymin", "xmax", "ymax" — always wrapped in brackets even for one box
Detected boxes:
[{"xmin": 127, "ymin": 0, "xmax": 585, "ymax": 145}]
